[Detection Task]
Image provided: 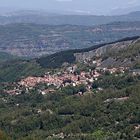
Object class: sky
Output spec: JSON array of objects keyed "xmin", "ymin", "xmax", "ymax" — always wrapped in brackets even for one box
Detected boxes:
[{"xmin": 0, "ymin": 0, "xmax": 140, "ymax": 15}]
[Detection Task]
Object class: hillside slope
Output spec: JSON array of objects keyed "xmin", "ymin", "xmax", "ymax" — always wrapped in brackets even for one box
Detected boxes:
[
  {"xmin": 0, "ymin": 37, "xmax": 140, "ymax": 139},
  {"xmin": 37, "ymin": 36, "xmax": 140, "ymax": 68},
  {"xmin": 0, "ymin": 36, "xmax": 140, "ymax": 82}
]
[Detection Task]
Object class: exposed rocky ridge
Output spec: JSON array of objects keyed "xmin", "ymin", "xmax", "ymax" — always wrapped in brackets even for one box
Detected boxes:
[
  {"xmin": 37, "ymin": 36, "xmax": 140, "ymax": 68},
  {"xmin": 74, "ymin": 37, "xmax": 140, "ymax": 68},
  {"xmin": 74, "ymin": 40, "xmax": 136, "ymax": 62}
]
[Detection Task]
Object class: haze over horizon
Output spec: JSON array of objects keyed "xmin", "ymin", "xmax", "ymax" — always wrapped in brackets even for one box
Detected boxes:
[{"xmin": 0, "ymin": 0, "xmax": 140, "ymax": 15}]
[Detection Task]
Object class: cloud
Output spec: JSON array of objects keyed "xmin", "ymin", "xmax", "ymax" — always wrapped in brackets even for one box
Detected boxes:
[
  {"xmin": 73, "ymin": 10, "xmax": 91, "ymax": 14},
  {"xmin": 128, "ymin": 0, "xmax": 138, "ymax": 5}
]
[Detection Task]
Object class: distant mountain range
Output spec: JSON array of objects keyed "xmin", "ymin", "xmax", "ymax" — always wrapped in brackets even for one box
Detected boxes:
[
  {"xmin": 0, "ymin": 21, "xmax": 140, "ymax": 58},
  {"xmin": 110, "ymin": 5, "xmax": 140, "ymax": 15},
  {"xmin": 0, "ymin": 11, "xmax": 140, "ymax": 25}
]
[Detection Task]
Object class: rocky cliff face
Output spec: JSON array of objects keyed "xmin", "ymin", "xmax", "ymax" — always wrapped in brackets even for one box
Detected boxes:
[
  {"xmin": 37, "ymin": 36, "xmax": 140, "ymax": 69},
  {"xmin": 74, "ymin": 39, "xmax": 137, "ymax": 62},
  {"xmin": 74, "ymin": 37, "xmax": 140, "ymax": 69}
]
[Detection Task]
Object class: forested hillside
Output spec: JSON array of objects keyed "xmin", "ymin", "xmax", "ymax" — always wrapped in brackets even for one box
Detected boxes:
[
  {"xmin": 0, "ymin": 37, "xmax": 140, "ymax": 139},
  {"xmin": 1, "ymin": 1, "xmax": 140, "ymax": 140}
]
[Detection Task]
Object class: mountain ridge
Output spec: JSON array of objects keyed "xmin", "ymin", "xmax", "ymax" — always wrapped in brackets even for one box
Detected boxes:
[
  {"xmin": 0, "ymin": 36, "xmax": 140, "ymax": 82},
  {"xmin": 0, "ymin": 11, "xmax": 140, "ymax": 25},
  {"xmin": 37, "ymin": 36, "xmax": 140, "ymax": 68}
]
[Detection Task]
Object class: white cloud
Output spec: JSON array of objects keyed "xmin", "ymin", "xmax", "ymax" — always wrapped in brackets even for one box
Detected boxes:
[
  {"xmin": 128, "ymin": 0, "xmax": 138, "ymax": 5},
  {"xmin": 73, "ymin": 10, "xmax": 91, "ymax": 14}
]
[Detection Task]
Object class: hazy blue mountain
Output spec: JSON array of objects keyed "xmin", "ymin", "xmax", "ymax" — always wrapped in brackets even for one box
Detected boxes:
[
  {"xmin": 0, "ymin": 11, "xmax": 140, "ymax": 25},
  {"xmin": 110, "ymin": 5, "xmax": 140, "ymax": 15}
]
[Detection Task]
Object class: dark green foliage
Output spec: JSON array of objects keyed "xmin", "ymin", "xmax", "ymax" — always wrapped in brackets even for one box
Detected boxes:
[
  {"xmin": 0, "ymin": 130, "xmax": 11, "ymax": 140},
  {"xmin": 37, "ymin": 51, "xmax": 76, "ymax": 68},
  {"xmin": 0, "ymin": 37, "xmax": 140, "ymax": 139},
  {"xmin": 92, "ymin": 74, "xmax": 139, "ymax": 90},
  {"xmin": 0, "ymin": 52, "xmax": 17, "ymax": 62},
  {"xmin": 60, "ymin": 84, "xmax": 86, "ymax": 96},
  {"xmin": 0, "ymin": 72, "xmax": 140, "ymax": 139},
  {"xmin": 0, "ymin": 60, "xmax": 44, "ymax": 82}
]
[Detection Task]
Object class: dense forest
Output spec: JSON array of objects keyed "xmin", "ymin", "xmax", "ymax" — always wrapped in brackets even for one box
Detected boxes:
[{"xmin": 0, "ymin": 71, "xmax": 140, "ymax": 139}]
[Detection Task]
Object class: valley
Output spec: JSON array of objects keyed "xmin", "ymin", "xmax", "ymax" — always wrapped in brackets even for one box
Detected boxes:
[
  {"xmin": 0, "ymin": 36, "xmax": 140, "ymax": 139},
  {"xmin": 0, "ymin": 22, "xmax": 140, "ymax": 58},
  {"xmin": 0, "ymin": 1, "xmax": 140, "ymax": 140}
]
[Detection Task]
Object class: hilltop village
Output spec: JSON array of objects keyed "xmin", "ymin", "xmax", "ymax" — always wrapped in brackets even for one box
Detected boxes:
[
  {"xmin": 5, "ymin": 59, "xmax": 130, "ymax": 96},
  {"xmin": 19, "ymin": 66, "xmax": 126, "ymax": 89}
]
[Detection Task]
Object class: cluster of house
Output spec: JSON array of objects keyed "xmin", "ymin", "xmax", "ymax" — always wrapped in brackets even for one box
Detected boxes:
[
  {"xmin": 4, "ymin": 63, "xmax": 130, "ymax": 95},
  {"xmin": 131, "ymin": 69, "xmax": 140, "ymax": 76},
  {"xmin": 18, "ymin": 64, "xmax": 128, "ymax": 90},
  {"xmin": 18, "ymin": 69, "xmax": 101, "ymax": 90},
  {"xmin": 96, "ymin": 67, "xmax": 128, "ymax": 74},
  {"xmin": 4, "ymin": 88, "xmax": 22, "ymax": 95}
]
